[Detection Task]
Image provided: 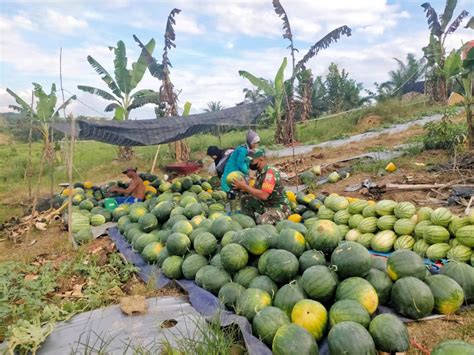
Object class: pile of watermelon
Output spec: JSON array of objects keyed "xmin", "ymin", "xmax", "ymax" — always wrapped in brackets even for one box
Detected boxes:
[
  {"xmin": 109, "ymin": 189, "xmax": 474, "ymax": 354},
  {"xmin": 289, "ymin": 193, "xmax": 474, "ymax": 265}
]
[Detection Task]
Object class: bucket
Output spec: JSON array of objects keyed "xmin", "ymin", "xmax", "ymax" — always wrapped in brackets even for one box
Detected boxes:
[{"xmin": 104, "ymin": 198, "xmax": 118, "ymax": 211}]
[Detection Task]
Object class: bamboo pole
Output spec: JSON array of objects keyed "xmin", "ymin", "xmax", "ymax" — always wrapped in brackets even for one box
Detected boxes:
[
  {"xmin": 150, "ymin": 145, "xmax": 161, "ymax": 173},
  {"xmin": 27, "ymin": 92, "xmax": 34, "ymax": 200}
]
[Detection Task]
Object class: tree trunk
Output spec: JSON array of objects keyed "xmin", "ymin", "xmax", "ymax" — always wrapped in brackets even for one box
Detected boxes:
[
  {"xmin": 426, "ymin": 70, "xmax": 447, "ymax": 103},
  {"xmin": 274, "ymin": 119, "xmax": 285, "ymax": 144},
  {"xmin": 117, "ymin": 146, "xmax": 134, "ymax": 160},
  {"xmin": 467, "ymin": 102, "xmax": 474, "ymax": 150},
  {"xmin": 282, "ymin": 97, "xmax": 296, "ymax": 146}
]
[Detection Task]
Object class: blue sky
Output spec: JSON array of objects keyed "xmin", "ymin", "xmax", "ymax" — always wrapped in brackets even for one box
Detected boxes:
[{"xmin": 0, "ymin": 0, "xmax": 472, "ymax": 117}]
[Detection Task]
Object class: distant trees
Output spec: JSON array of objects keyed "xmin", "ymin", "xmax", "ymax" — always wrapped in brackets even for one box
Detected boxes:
[{"xmin": 204, "ymin": 101, "xmax": 225, "ymax": 112}]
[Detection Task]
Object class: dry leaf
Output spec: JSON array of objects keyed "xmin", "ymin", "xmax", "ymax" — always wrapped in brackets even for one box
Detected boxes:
[
  {"xmin": 35, "ymin": 222, "xmax": 47, "ymax": 231},
  {"xmin": 120, "ymin": 295, "xmax": 147, "ymax": 315},
  {"xmin": 24, "ymin": 274, "xmax": 39, "ymax": 281}
]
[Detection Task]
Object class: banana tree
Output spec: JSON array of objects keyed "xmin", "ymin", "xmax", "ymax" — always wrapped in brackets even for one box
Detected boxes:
[
  {"xmin": 6, "ymin": 83, "xmax": 76, "ymax": 157},
  {"xmin": 421, "ymin": 0, "xmax": 472, "ymax": 102},
  {"xmin": 295, "ymin": 68, "xmax": 313, "ymax": 121},
  {"xmin": 461, "ymin": 42, "xmax": 474, "ymax": 149},
  {"xmin": 239, "ymin": 57, "xmax": 287, "ymax": 142},
  {"xmin": 78, "ymin": 39, "xmax": 160, "ymax": 120},
  {"xmin": 272, "ymin": 0, "xmax": 351, "ymax": 144}
]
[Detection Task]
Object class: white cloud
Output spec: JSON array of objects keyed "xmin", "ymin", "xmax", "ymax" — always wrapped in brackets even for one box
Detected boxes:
[{"xmin": 43, "ymin": 10, "xmax": 88, "ymax": 35}]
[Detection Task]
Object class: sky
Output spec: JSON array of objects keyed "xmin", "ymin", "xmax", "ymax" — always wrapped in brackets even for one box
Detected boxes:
[{"xmin": 0, "ymin": 0, "xmax": 472, "ymax": 118}]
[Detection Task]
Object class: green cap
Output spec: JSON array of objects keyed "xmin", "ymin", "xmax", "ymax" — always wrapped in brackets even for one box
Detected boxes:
[{"xmin": 248, "ymin": 148, "xmax": 265, "ymax": 160}]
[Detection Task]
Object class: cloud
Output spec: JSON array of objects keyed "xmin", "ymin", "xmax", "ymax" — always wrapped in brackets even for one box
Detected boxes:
[{"xmin": 43, "ymin": 10, "xmax": 88, "ymax": 35}]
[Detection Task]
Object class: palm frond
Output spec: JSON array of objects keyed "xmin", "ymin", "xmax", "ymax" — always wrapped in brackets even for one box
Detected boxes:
[
  {"xmin": 53, "ymin": 95, "xmax": 76, "ymax": 118},
  {"xmin": 86, "ymin": 55, "xmax": 123, "ymax": 98},
  {"xmin": 131, "ymin": 89, "xmax": 157, "ymax": 99},
  {"xmin": 8, "ymin": 104, "xmax": 27, "ymax": 113},
  {"xmin": 439, "ymin": 0, "xmax": 457, "ymax": 31},
  {"xmin": 105, "ymin": 103, "xmax": 120, "ymax": 112},
  {"xmin": 133, "ymin": 35, "xmax": 165, "ymax": 79},
  {"xmin": 77, "ymin": 85, "xmax": 118, "ymax": 101},
  {"xmin": 130, "ymin": 38, "xmax": 156, "ymax": 91},
  {"xmin": 272, "ymin": 0, "xmax": 297, "ymax": 53},
  {"xmin": 421, "ymin": 3, "xmax": 442, "ymax": 37},
  {"xmin": 238, "ymin": 71, "xmax": 275, "ymax": 96},
  {"xmin": 295, "ymin": 26, "xmax": 352, "ymax": 74},
  {"xmin": 128, "ymin": 91, "xmax": 160, "ymax": 110},
  {"xmin": 446, "ymin": 10, "xmax": 469, "ymax": 35},
  {"xmin": 111, "ymin": 40, "xmax": 132, "ymax": 94},
  {"xmin": 6, "ymin": 88, "xmax": 32, "ymax": 113},
  {"xmin": 163, "ymin": 8, "xmax": 181, "ymax": 68}
]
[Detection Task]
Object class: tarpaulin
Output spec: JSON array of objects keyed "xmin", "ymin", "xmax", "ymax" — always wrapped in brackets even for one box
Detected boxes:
[{"xmin": 55, "ymin": 100, "xmax": 269, "ymax": 146}]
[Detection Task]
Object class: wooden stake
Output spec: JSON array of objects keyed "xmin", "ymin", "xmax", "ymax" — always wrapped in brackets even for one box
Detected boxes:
[
  {"xmin": 150, "ymin": 145, "xmax": 161, "ymax": 173},
  {"xmin": 27, "ymin": 92, "xmax": 34, "ymax": 200}
]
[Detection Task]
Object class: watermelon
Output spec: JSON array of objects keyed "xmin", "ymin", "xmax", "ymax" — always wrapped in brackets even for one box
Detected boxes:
[
  {"xmin": 364, "ymin": 268, "xmax": 393, "ymax": 305},
  {"xmin": 328, "ymin": 321, "xmax": 376, "ymax": 355},
  {"xmin": 345, "ymin": 229, "xmax": 362, "ymax": 242},
  {"xmin": 232, "ymin": 213, "xmax": 256, "ymax": 229},
  {"xmin": 272, "ymin": 324, "xmax": 318, "ymax": 355},
  {"xmin": 257, "ymin": 224, "xmax": 278, "ymax": 236},
  {"xmin": 331, "ymin": 241, "xmax": 371, "ymax": 279},
  {"xmin": 276, "ymin": 229, "xmax": 306, "ymax": 257},
  {"xmin": 236, "ymin": 288, "xmax": 272, "ymax": 321},
  {"xmin": 386, "ymin": 250, "xmax": 426, "ymax": 281},
  {"xmin": 394, "ymin": 202, "xmax": 416, "ymax": 219},
  {"xmin": 276, "ymin": 220, "xmax": 307, "ymax": 235},
  {"xmin": 417, "ymin": 206, "xmax": 433, "ymax": 221},
  {"xmin": 447, "ymin": 245, "xmax": 472, "ymax": 262},
  {"xmin": 218, "ymin": 282, "xmax": 245, "ymax": 309},
  {"xmin": 424, "ymin": 225, "xmax": 450, "ymax": 244},
  {"xmin": 162, "ymin": 256, "xmax": 183, "ymax": 279},
  {"xmin": 74, "ymin": 228, "xmax": 93, "ymax": 244},
  {"xmin": 324, "ymin": 195, "xmax": 348, "ymax": 211},
  {"xmin": 252, "ymin": 306, "xmax": 290, "ymax": 346},
  {"xmin": 317, "ymin": 206, "xmax": 335, "ymax": 220},
  {"xmin": 242, "ymin": 228, "xmax": 270, "ymax": 255},
  {"xmin": 129, "ymin": 205, "xmax": 147, "ymax": 222},
  {"xmin": 414, "ymin": 220, "xmax": 432, "ymax": 239},
  {"xmin": 137, "ymin": 213, "xmax": 157, "ymax": 233},
  {"xmin": 358, "ymin": 217, "xmax": 378, "ymax": 234},
  {"xmin": 425, "ymin": 275, "xmax": 464, "ymax": 314},
  {"xmin": 221, "ymin": 231, "xmax": 235, "ymax": 246},
  {"xmin": 337, "ymin": 224, "xmax": 350, "ymax": 239},
  {"xmin": 156, "ymin": 248, "xmax": 170, "ymax": 268},
  {"xmin": 181, "ymin": 254, "xmax": 208, "ymax": 280},
  {"xmin": 188, "ymin": 227, "xmax": 207, "ymax": 242},
  {"xmin": 233, "ymin": 266, "xmax": 260, "ymax": 288},
  {"xmin": 183, "ymin": 202, "xmax": 203, "ymax": 219},
  {"xmin": 141, "ymin": 242, "xmax": 165, "ymax": 263},
  {"xmin": 348, "ymin": 214, "xmax": 364, "ymax": 229},
  {"xmin": 194, "ymin": 265, "xmax": 214, "ymax": 287},
  {"xmin": 274, "ymin": 282, "xmax": 306, "ymax": 317},
  {"xmin": 166, "ymin": 233, "xmax": 191, "ymax": 256},
  {"xmin": 79, "ymin": 199, "xmax": 94, "ymax": 211},
  {"xmin": 375, "ymin": 200, "xmax": 397, "ymax": 216},
  {"xmin": 210, "ymin": 254, "xmax": 222, "ymax": 268},
  {"xmin": 291, "ymin": 299, "xmax": 328, "ymax": 340},
  {"xmin": 394, "ymin": 218, "xmax": 416, "ymax": 235},
  {"xmin": 306, "ymin": 220, "xmax": 341, "ymax": 254},
  {"xmin": 413, "ymin": 239, "xmax": 430, "ymax": 257},
  {"xmin": 371, "ymin": 230, "xmax": 397, "ymax": 252},
  {"xmin": 430, "ymin": 207, "xmax": 452, "ymax": 227},
  {"xmin": 264, "ymin": 249, "xmax": 299, "ymax": 283},
  {"xmin": 362, "ymin": 204, "xmax": 377, "ymax": 218},
  {"xmin": 134, "ymin": 233, "xmax": 158, "ymax": 253},
  {"xmin": 257, "ymin": 249, "xmax": 273, "ymax": 274},
  {"xmin": 426, "ymin": 243, "xmax": 451, "ymax": 260},
  {"xmin": 200, "ymin": 266, "xmax": 231, "ymax": 294},
  {"xmin": 369, "ymin": 314, "xmax": 409, "ymax": 352},
  {"xmin": 301, "ymin": 265, "xmax": 339, "ymax": 303},
  {"xmin": 210, "ymin": 217, "xmax": 242, "ymax": 239},
  {"xmin": 335, "ymin": 277, "xmax": 379, "ymax": 314},
  {"xmin": 220, "ymin": 243, "xmax": 249, "ymax": 272},
  {"xmin": 440, "ymin": 262, "xmax": 474, "ymax": 303},
  {"xmin": 117, "ymin": 215, "xmax": 131, "ymax": 232},
  {"xmin": 348, "ymin": 200, "xmax": 369, "ymax": 215},
  {"xmin": 394, "ymin": 235, "xmax": 415, "ymax": 250},
  {"xmin": 334, "ymin": 210, "xmax": 351, "ymax": 225},
  {"xmin": 329, "ymin": 299, "xmax": 371, "ymax": 328},
  {"xmin": 456, "ymin": 225, "xmax": 474, "ymax": 247},
  {"xmin": 431, "ymin": 340, "xmax": 474, "ymax": 355},
  {"xmin": 299, "ymin": 250, "xmax": 326, "ymax": 272},
  {"xmin": 377, "ymin": 215, "xmax": 397, "ymax": 231},
  {"xmin": 90, "ymin": 214, "xmax": 106, "ymax": 226},
  {"xmin": 356, "ymin": 233, "xmax": 374, "ymax": 249},
  {"xmin": 371, "ymin": 256, "xmax": 387, "ymax": 272},
  {"xmin": 172, "ymin": 220, "xmax": 193, "ymax": 236},
  {"xmin": 226, "ymin": 171, "xmax": 244, "ymax": 185},
  {"xmin": 193, "ymin": 232, "xmax": 217, "ymax": 256},
  {"xmin": 449, "ymin": 216, "xmax": 471, "ymax": 235},
  {"xmin": 391, "ymin": 277, "xmax": 434, "ymax": 319}
]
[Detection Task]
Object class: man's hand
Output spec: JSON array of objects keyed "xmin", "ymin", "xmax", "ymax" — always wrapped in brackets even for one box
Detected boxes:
[
  {"xmin": 109, "ymin": 186, "xmax": 118, "ymax": 192},
  {"xmin": 232, "ymin": 178, "xmax": 248, "ymax": 191}
]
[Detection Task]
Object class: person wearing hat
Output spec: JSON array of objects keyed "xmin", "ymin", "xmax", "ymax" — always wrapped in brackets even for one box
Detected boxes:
[
  {"xmin": 206, "ymin": 145, "xmax": 234, "ymax": 178},
  {"xmin": 221, "ymin": 129, "xmax": 260, "ymax": 193},
  {"xmin": 232, "ymin": 148, "xmax": 290, "ymax": 224},
  {"xmin": 109, "ymin": 167, "xmax": 146, "ymax": 204}
]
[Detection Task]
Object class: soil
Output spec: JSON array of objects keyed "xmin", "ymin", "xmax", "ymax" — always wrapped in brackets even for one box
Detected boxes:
[{"xmin": 356, "ymin": 114, "xmax": 382, "ymax": 133}]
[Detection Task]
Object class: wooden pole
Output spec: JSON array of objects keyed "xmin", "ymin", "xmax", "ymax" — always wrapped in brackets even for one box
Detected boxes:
[
  {"xmin": 27, "ymin": 92, "xmax": 34, "ymax": 200},
  {"xmin": 60, "ymin": 47, "xmax": 77, "ymax": 249},
  {"xmin": 150, "ymin": 145, "xmax": 161, "ymax": 173}
]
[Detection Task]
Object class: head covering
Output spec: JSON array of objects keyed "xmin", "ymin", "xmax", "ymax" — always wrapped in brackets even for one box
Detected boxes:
[
  {"xmin": 122, "ymin": 167, "xmax": 137, "ymax": 174},
  {"xmin": 247, "ymin": 148, "xmax": 265, "ymax": 160},
  {"xmin": 246, "ymin": 129, "xmax": 260, "ymax": 147},
  {"xmin": 207, "ymin": 146, "xmax": 228, "ymax": 165}
]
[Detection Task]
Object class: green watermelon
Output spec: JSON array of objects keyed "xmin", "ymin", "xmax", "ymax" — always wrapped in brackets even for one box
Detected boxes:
[
  {"xmin": 417, "ymin": 206, "xmax": 433, "ymax": 221},
  {"xmin": 440, "ymin": 262, "xmax": 474, "ymax": 303},
  {"xmin": 232, "ymin": 213, "xmax": 256, "ymax": 228},
  {"xmin": 162, "ymin": 256, "xmax": 183, "ymax": 279},
  {"xmin": 425, "ymin": 275, "xmax": 464, "ymax": 315},
  {"xmin": 394, "ymin": 235, "xmax": 415, "ymax": 250},
  {"xmin": 377, "ymin": 215, "xmax": 397, "ymax": 231},
  {"xmin": 90, "ymin": 214, "xmax": 106, "ymax": 226},
  {"xmin": 299, "ymin": 250, "xmax": 326, "ymax": 272},
  {"xmin": 220, "ymin": 243, "xmax": 249, "ymax": 272},
  {"xmin": 345, "ymin": 229, "xmax": 361, "ymax": 242},
  {"xmin": 156, "ymin": 248, "xmax": 170, "ymax": 267},
  {"xmin": 348, "ymin": 214, "xmax": 364, "ymax": 229},
  {"xmin": 138, "ymin": 213, "xmax": 158, "ymax": 232},
  {"xmin": 371, "ymin": 230, "xmax": 397, "ymax": 252},
  {"xmin": 330, "ymin": 241, "xmax": 371, "ymax": 279},
  {"xmin": 117, "ymin": 215, "xmax": 131, "ymax": 232},
  {"xmin": 393, "ymin": 218, "xmax": 416, "ymax": 235},
  {"xmin": 357, "ymin": 233, "xmax": 375, "ymax": 249},
  {"xmin": 335, "ymin": 277, "xmax": 379, "ymax": 314},
  {"xmin": 252, "ymin": 306, "xmax": 290, "ymax": 346},
  {"xmin": 236, "ymin": 288, "xmax": 272, "ymax": 321},
  {"xmin": 276, "ymin": 229, "xmax": 306, "ymax": 257},
  {"xmin": 193, "ymin": 232, "xmax": 217, "ymax": 256},
  {"xmin": 334, "ymin": 210, "xmax": 351, "ymax": 225},
  {"xmin": 74, "ymin": 228, "xmax": 93, "ymax": 244},
  {"xmin": 194, "ymin": 265, "xmax": 215, "ymax": 287},
  {"xmin": 364, "ymin": 268, "xmax": 393, "ymax": 305},
  {"xmin": 430, "ymin": 207, "xmax": 452, "ymax": 227},
  {"xmin": 431, "ymin": 340, "xmax": 474, "ymax": 355},
  {"xmin": 276, "ymin": 220, "xmax": 307, "ymax": 234},
  {"xmin": 415, "ymin": 220, "xmax": 432, "ymax": 239},
  {"xmin": 141, "ymin": 242, "xmax": 165, "ymax": 263},
  {"xmin": 328, "ymin": 321, "xmax": 376, "ymax": 355},
  {"xmin": 200, "ymin": 266, "xmax": 231, "ymax": 294},
  {"xmin": 272, "ymin": 324, "xmax": 318, "ymax": 355},
  {"xmin": 375, "ymin": 200, "xmax": 397, "ymax": 216},
  {"xmin": 390, "ymin": 276, "xmax": 434, "ymax": 319},
  {"xmin": 447, "ymin": 245, "xmax": 472, "ymax": 262},
  {"xmin": 369, "ymin": 314, "xmax": 409, "ymax": 352},
  {"xmin": 264, "ymin": 249, "xmax": 299, "ymax": 283},
  {"xmin": 394, "ymin": 202, "xmax": 416, "ymax": 219},
  {"xmin": 274, "ymin": 282, "xmax": 306, "ymax": 317},
  {"xmin": 242, "ymin": 228, "xmax": 270, "ymax": 255},
  {"xmin": 358, "ymin": 217, "xmax": 378, "ymax": 234},
  {"xmin": 171, "ymin": 220, "xmax": 193, "ymax": 236},
  {"xmin": 301, "ymin": 265, "xmax": 339, "ymax": 303},
  {"xmin": 413, "ymin": 239, "xmax": 430, "ymax": 257},
  {"xmin": 362, "ymin": 204, "xmax": 377, "ymax": 217},
  {"xmin": 386, "ymin": 250, "xmax": 426, "ymax": 281},
  {"xmin": 218, "ymin": 282, "xmax": 245, "ymax": 309},
  {"xmin": 183, "ymin": 202, "xmax": 203, "ymax": 219},
  {"xmin": 348, "ymin": 200, "xmax": 369, "ymax": 215},
  {"xmin": 129, "ymin": 205, "xmax": 147, "ymax": 222},
  {"xmin": 134, "ymin": 233, "xmax": 159, "ymax": 252},
  {"xmin": 181, "ymin": 254, "xmax": 208, "ymax": 280},
  {"xmin": 166, "ymin": 233, "xmax": 191, "ymax": 256},
  {"xmin": 306, "ymin": 220, "xmax": 341, "ymax": 254},
  {"xmin": 371, "ymin": 256, "xmax": 387, "ymax": 272},
  {"xmin": 210, "ymin": 216, "xmax": 241, "ymax": 239},
  {"xmin": 249, "ymin": 275, "xmax": 278, "ymax": 298},
  {"xmin": 317, "ymin": 205, "xmax": 336, "ymax": 220},
  {"xmin": 456, "ymin": 225, "xmax": 474, "ymax": 247},
  {"xmin": 233, "ymin": 266, "xmax": 260, "ymax": 288},
  {"xmin": 424, "ymin": 225, "xmax": 450, "ymax": 244},
  {"xmin": 329, "ymin": 300, "xmax": 371, "ymax": 328},
  {"xmin": 426, "ymin": 243, "xmax": 451, "ymax": 260}
]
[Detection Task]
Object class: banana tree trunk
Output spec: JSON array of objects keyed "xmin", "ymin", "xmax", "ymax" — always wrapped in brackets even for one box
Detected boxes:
[
  {"xmin": 467, "ymin": 102, "xmax": 473, "ymax": 150},
  {"xmin": 283, "ymin": 97, "xmax": 296, "ymax": 145}
]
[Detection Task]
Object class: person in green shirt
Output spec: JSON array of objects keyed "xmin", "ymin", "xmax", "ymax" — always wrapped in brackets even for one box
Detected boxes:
[{"xmin": 232, "ymin": 149, "xmax": 290, "ymax": 224}]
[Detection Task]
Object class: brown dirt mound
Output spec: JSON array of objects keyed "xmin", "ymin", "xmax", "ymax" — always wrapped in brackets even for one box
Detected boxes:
[
  {"xmin": 357, "ymin": 114, "xmax": 382, "ymax": 132},
  {"xmin": 0, "ymin": 132, "xmax": 12, "ymax": 145}
]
